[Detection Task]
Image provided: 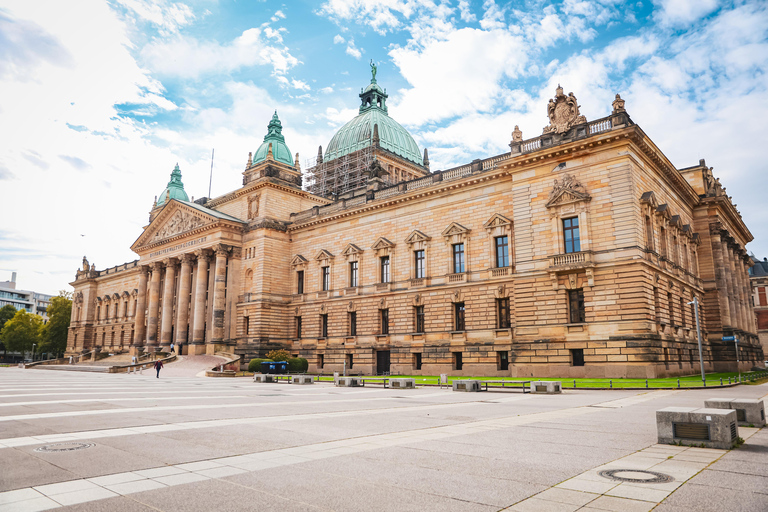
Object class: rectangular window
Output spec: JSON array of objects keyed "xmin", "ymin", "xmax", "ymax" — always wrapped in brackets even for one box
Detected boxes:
[
  {"xmin": 568, "ymin": 289, "xmax": 585, "ymax": 323},
  {"xmin": 660, "ymin": 227, "xmax": 668, "ymax": 258},
  {"xmin": 497, "ymin": 351, "xmax": 509, "ymax": 371},
  {"xmin": 452, "ymin": 243, "xmax": 465, "ymax": 273},
  {"xmin": 413, "ymin": 352, "xmax": 422, "ymax": 370},
  {"xmin": 321, "ymin": 267, "xmax": 330, "ymax": 291},
  {"xmin": 668, "ymin": 293, "xmax": 674, "ymax": 325},
  {"xmin": 563, "ymin": 217, "xmax": 580, "ymax": 253},
  {"xmin": 320, "ymin": 314, "xmax": 328, "ymax": 338},
  {"xmin": 349, "ymin": 261, "xmax": 358, "ymax": 287},
  {"xmin": 414, "ymin": 250, "xmax": 425, "ymax": 279},
  {"xmin": 415, "ymin": 305, "xmax": 425, "ymax": 333},
  {"xmin": 645, "ymin": 216, "xmax": 654, "ymax": 251},
  {"xmin": 297, "ymin": 270, "xmax": 304, "ymax": 294},
  {"xmin": 295, "ymin": 316, "xmax": 302, "ymax": 338},
  {"xmin": 346, "ymin": 353, "xmax": 353, "ymax": 369},
  {"xmin": 453, "ymin": 351, "xmax": 463, "ymax": 371},
  {"xmin": 496, "ymin": 298, "xmax": 511, "ymax": 328},
  {"xmin": 454, "ymin": 302, "xmax": 466, "ymax": 331},
  {"xmin": 653, "ymin": 287, "xmax": 660, "ymax": 322},
  {"xmin": 571, "ymin": 348, "xmax": 585, "ymax": 366},
  {"xmin": 380, "ymin": 256, "xmax": 390, "ymax": 283},
  {"xmin": 318, "ymin": 354, "xmax": 324, "ymax": 369},
  {"xmin": 680, "ymin": 298, "xmax": 686, "ymax": 327},
  {"xmin": 244, "ymin": 316, "xmax": 250, "ymax": 337},
  {"xmin": 495, "ymin": 236, "xmax": 509, "ymax": 268},
  {"xmin": 380, "ymin": 309, "xmax": 389, "ymax": 335},
  {"xmin": 759, "ymin": 287, "xmax": 767, "ymax": 307},
  {"xmin": 348, "ymin": 312, "xmax": 357, "ymax": 336}
]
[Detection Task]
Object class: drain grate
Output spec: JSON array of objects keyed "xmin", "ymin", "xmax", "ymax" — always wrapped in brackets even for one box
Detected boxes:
[
  {"xmin": 34, "ymin": 442, "xmax": 95, "ymax": 453},
  {"xmin": 598, "ymin": 469, "xmax": 674, "ymax": 484}
]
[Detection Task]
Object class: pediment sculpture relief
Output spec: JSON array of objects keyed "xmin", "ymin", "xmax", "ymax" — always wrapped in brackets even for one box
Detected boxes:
[
  {"xmin": 151, "ymin": 210, "xmax": 207, "ymax": 242},
  {"xmin": 543, "ymin": 85, "xmax": 587, "ymax": 135},
  {"xmin": 546, "ymin": 173, "xmax": 591, "ymax": 208}
]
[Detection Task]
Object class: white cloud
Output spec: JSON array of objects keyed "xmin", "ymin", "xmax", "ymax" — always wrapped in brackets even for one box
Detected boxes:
[
  {"xmin": 333, "ymin": 34, "xmax": 345, "ymax": 44},
  {"xmin": 319, "ymin": 86, "xmax": 334, "ymax": 94},
  {"xmin": 458, "ymin": 0, "xmax": 476, "ymax": 22},
  {"xmin": 114, "ymin": 0, "xmax": 195, "ymax": 35},
  {"xmin": 292, "ymin": 79, "xmax": 310, "ymax": 91},
  {"xmin": 345, "ymin": 38, "xmax": 363, "ymax": 59},
  {"xmin": 653, "ymin": 0, "xmax": 721, "ymax": 26},
  {"xmin": 141, "ymin": 28, "xmax": 299, "ymax": 78}
]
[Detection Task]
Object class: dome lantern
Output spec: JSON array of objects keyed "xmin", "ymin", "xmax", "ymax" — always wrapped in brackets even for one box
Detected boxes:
[
  {"xmin": 252, "ymin": 111, "xmax": 294, "ymax": 167},
  {"xmin": 155, "ymin": 163, "xmax": 189, "ymax": 207}
]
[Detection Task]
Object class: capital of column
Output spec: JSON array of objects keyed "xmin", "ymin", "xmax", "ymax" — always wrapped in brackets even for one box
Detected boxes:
[
  {"xmin": 181, "ymin": 253, "xmax": 195, "ymax": 265},
  {"xmin": 151, "ymin": 261, "xmax": 164, "ymax": 271},
  {"xmin": 195, "ymin": 248, "xmax": 212, "ymax": 262},
  {"xmin": 162, "ymin": 257, "xmax": 179, "ymax": 268},
  {"xmin": 139, "ymin": 265, "xmax": 150, "ymax": 276},
  {"xmin": 213, "ymin": 244, "xmax": 231, "ymax": 258}
]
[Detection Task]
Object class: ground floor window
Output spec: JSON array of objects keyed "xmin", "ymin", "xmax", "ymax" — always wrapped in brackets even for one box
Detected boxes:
[
  {"xmin": 454, "ymin": 302, "xmax": 465, "ymax": 331},
  {"xmin": 497, "ymin": 351, "xmax": 509, "ymax": 371},
  {"xmin": 568, "ymin": 289, "xmax": 585, "ymax": 323},
  {"xmin": 413, "ymin": 352, "xmax": 422, "ymax": 370},
  {"xmin": 453, "ymin": 351, "xmax": 463, "ymax": 371},
  {"xmin": 318, "ymin": 354, "xmax": 324, "ymax": 369},
  {"xmin": 346, "ymin": 353, "xmax": 353, "ymax": 369},
  {"xmin": 571, "ymin": 348, "xmax": 585, "ymax": 366}
]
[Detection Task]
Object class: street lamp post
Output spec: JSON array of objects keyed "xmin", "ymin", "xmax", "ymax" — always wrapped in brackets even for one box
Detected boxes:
[
  {"xmin": 687, "ymin": 297, "xmax": 706, "ymax": 385},
  {"xmin": 31, "ymin": 343, "xmax": 36, "ymax": 363}
]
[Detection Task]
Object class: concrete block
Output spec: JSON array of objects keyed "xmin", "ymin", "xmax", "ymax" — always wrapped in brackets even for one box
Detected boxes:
[
  {"xmin": 530, "ymin": 381, "xmax": 562, "ymax": 394},
  {"xmin": 389, "ymin": 378, "xmax": 416, "ymax": 389},
  {"xmin": 705, "ymin": 398, "xmax": 765, "ymax": 427},
  {"xmin": 452, "ymin": 380, "xmax": 481, "ymax": 392},
  {"xmin": 335, "ymin": 377, "xmax": 363, "ymax": 387},
  {"xmin": 254, "ymin": 374, "xmax": 278, "ymax": 383},
  {"xmin": 657, "ymin": 407, "xmax": 739, "ymax": 449},
  {"xmin": 291, "ymin": 375, "xmax": 314, "ymax": 385}
]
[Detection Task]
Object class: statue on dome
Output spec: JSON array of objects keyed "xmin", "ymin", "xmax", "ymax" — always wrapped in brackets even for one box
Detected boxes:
[
  {"xmin": 82, "ymin": 256, "xmax": 89, "ymax": 271},
  {"xmin": 370, "ymin": 59, "xmax": 377, "ymax": 82}
]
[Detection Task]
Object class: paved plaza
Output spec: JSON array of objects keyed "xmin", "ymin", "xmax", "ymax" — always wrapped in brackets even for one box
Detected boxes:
[{"xmin": 0, "ymin": 361, "xmax": 766, "ymax": 511}]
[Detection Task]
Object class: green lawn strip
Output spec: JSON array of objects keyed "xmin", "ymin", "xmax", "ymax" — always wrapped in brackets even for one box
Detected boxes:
[{"xmin": 312, "ymin": 371, "xmax": 767, "ymax": 388}]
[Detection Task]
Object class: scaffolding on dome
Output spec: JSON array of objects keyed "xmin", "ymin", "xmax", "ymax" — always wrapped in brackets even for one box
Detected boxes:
[{"xmin": 305, "ymin": 146, "xmax": 393, "ymax": 198}]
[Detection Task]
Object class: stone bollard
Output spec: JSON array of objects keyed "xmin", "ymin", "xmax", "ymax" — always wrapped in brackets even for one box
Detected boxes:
[
  {"xmin": 704, "ymin": 398, "xmax": 765, "ymax": 427},
  {"xmin": 452, "ymin": 380, "xmax": 481, "ymax": 392},
  {"xmin": 335, "ymin": 376, "xmax": 363, "ymax": 387},
  {"xmin": 530, "ymin": 381, "xmax": 562, "ymax": 394},
  {"xmin": 390, "ymin": 378, "xmax": 416, "ymax": 389},
  {"xmin": 291, "ymin": 375, "xmax": 314, "ymax": 385},
  {"xmin": 657, "ymin": 407, "xmax": 739, "ymax": 449}
]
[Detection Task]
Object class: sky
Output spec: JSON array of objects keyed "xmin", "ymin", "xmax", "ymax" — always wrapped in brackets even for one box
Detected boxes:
[{"xmin": 1, "ymin": 0, "xmax": 767, "ymax": 295}]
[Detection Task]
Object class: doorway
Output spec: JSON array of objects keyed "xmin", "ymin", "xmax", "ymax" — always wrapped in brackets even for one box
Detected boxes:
[{"xmin": 376, "ymin": 350, "xmax": 390, "ymax": 375}]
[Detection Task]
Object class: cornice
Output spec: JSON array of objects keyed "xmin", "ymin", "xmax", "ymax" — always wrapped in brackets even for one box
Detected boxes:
[{"xmin": 206, "ymin": 177, "xmax": 329, "ymax": 209}]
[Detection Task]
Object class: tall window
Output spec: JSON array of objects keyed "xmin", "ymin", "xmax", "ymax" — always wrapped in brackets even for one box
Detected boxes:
[
  {"xmin": 380, "ymin": 256, "xmax": 390, "ymax": 283},
  {"xmin": 320, "ymin": 314, "xmax": 328, "ymax": 338},
  {"xmin": 413, "ymin": 352, "xmax": 422, "ymax": 370},
  {"xmin": 415, "ymin": 305, "xmax": 425, "ymax": 333},
  {"xmin": 672, "ymin": 236, "xmax": 679, "ymax": 265},
  {"xmin": 645, "ymin": 216, "xmax": 654, "ymax": 251},
  {"xmin": 454, "ymin": 302, "xmax": 465, "ymax": 331},
  {"xmin": 571, "ymin": 348, "xmax": 585, "ymax": 366},
  {"xmin": 346, "ymin": 353, "xmax": 353, "ymax": 369},
  {"xmin": 498, "ymin": 351, "xmax": 509, "ymax": 371},
  {"xmin": 380, "ymin": 309, "xmax": 389, "ymax": 335},
  {"xmin": 495, "ymin": 236, "xmax": 509, "ymax": 268},
  {"xmin": 295, "ymin": 316, "xmax": 302, "ymax": 338},
  {"xmin": 660, "ymin": 227, "xmax": 668, "ymax": 258},
  {"xmin": 680, "ymin": 298, "xmax": 686, "ymax": 327},
  {"xmin": 244, "ymin": 316, "xmax": 250, "ymax": 337},
  {"xmin": 453, "ymin": 351, "xmax": 463, "ymax": 370},
  {"xmin": 321, "ymin": 266, "xmax": 330, "ymax": 291},
  {"xmin": 496, "ymin": 298, "xmax": 511, "ymax": 328},
  {"xmin": 563, "ymin": 217, "xmax": 580, "ymax": 253},
  {"xmin": 653, "ymin": 287, "xmax": 660, "ymax": 322},
  {"xmin": 568, "ymin": 289, "xmax": 585, "ymax": 323},
  {"xmin": 349, "ymin": 261, "xmax": 358, "ymax": 287},
  {"xmin": 297, "ymin": 270, "xmax": 304, "ymax": 294},
  {"xmin": 452, "ymin": 243, "xmax": 465, "ymax": 273},
  {"xmin": 414, "ymin": 250, "xmax": 425, "ymax": 279},
  {"xmin": 318, "ymin": 354, "xmax": 324, "ymax": 369},
  {"xmin": 668, "ymin": 292, "xmax": 674, "ymax": 325},
  {"xmin": 759, "ymin": 287, "xmax": 767, "ymax": 307},
  {"xmin": 348, "ymin": 312, "xmax": 357, "ymax": 336}
]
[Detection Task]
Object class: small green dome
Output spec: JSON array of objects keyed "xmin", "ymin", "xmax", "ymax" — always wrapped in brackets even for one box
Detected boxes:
[
  {"xmin": 253, "ymin": 111, "xmax": 294, "ymax": 167},
  {"xmin": 324, "ymin": 74, "xmax": 423, "ymax": 166},
  {"xmin": 156, "ymin": 163, "xmax": 189, "ymax": 206}
]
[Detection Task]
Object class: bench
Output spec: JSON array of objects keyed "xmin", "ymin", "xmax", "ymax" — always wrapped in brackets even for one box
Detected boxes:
[
  {"xmin": 704, "ymin": 398, "xmax": 765, "ymax": 427},
  {"xmin": 361, "ymin": 377, "xmax": 390, "ymax": 387},
  {"xmin": 479, "ymin": 380, "xmax": 531, "ymax": 393},
  {"xmin": 657, "ymin": 407, "xmax": 739, "ymax": 449}
]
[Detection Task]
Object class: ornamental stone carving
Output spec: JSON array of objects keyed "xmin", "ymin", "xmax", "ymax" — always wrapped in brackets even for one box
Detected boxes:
[
  {"xmin": 152, "ymin": 210, "xmax": 207, "ymax": 242},
  {"xmin": 511, "ymin": 125, "xmax": 523, "ymax": 142},
  {"xmin": 545, "ymin": 173, "xmax": 591, "ymax": 208},
  {"xmin": 612, "ymin": 94, "xmax": 625, "ymax": 114},
  {"xmin": 247, "ymin": 194, "xmax": 260, "ymax": 219},
  {"xmin": 543, "ymin": 85, "xmax": 587, "ymax": 135}
]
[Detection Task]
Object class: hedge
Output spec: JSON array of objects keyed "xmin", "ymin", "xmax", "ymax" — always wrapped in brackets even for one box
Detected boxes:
[
  {"xmin": 287, "ymin": 357, "xmax": 309, "ymax": 373},
  {"xmin": 248, "ymin": 358, "xmax": 273, "ymax": 373}
]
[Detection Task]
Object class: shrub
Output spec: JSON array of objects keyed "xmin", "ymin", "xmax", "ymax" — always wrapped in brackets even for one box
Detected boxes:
[
  {"xmin": 265, "ymin": 349, "xmax": 291, "ymax": 362},
  {"xmin": 287, "ymin": 357, "xmax": 309, "ymax": 373},
  {"xmin": 248, "ymin": 358, "xmax": 273, "ymax": 373}
]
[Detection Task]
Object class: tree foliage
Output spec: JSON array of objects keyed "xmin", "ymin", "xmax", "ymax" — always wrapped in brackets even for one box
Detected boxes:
[
  {"xmin": 0, "ymin": 309, "xmax": 43, "ymax": 356},
  {"xmin": 40, "ymin": 294, "xmax": 72, "ymax": 357},
  {"xmin": 265, "ymin": 349, "xmax": 291, "ymax": 362},
  {"xmin": 0, "ymin": 305, "xmax": 16, "ymax": 331}
]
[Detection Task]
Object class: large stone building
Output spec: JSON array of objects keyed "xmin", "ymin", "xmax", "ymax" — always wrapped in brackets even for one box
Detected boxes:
[
  {"xmin": 749, "ymin": 256, "xmax": 768, "ymax": 362},
  {"xmin": 66, "ymin": 72, "xmax": 764, "ymax": 377}
]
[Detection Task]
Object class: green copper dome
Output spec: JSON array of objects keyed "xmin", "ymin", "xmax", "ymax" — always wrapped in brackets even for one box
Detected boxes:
[
  {"xmin": 253, "ymin": 111, "xmax": 294, "ymax": 167},
  {"xmin": 156, "ymin": 163, "xmax": 189, "ymax": 206},
  {"xmin": 324, "ymin": 70, "xmax": 423, "ymax": 166}
]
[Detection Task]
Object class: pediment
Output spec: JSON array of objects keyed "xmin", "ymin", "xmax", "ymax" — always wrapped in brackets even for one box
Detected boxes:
[
  {"xmin": 314, "ymin": 249, "xmax": 335, "ymax": 261},
  {"xmin": 404, "ymin": 230, "xmax": 431, "ymax": 244},
  {"xmin": 655, "ymin": 204, "xmax": 671, "ymax": 219},
  {"xmin": 639, "ymin": 191, "xmax": 658, "ymax": 209},
  {"xmin": 132, "ymin": 201, "xmax": 224, "ymax": 250},
  {"xmin": 483, "ymin": 213, "xmax": 511, "ymax": 229},
  {"xmin": 291, "ymin": 254, "xmax": 308, "ymax": 266},
  {"xmin": 342, "ymin": 243, "xmax": 363, "ymax": 256},
  {"xmin": 371, "ymin": 237, "xmax": 395, "ymax": 250},
  {"xmin": 441, "ymin": 222, "xmax": 470, "ymax": 237},
  {"xmin": 545, "ymin": 174, "xmax": 591, "ymax": 208}
]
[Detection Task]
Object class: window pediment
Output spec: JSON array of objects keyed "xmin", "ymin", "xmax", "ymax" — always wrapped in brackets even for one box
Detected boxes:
[
  {"xmin": 342, "ymin": 243, "xmax": 363, "ymax": 256},
  {"xmin": 441, "ymin": 222, "xmax": 470, "ymax": 238},
  {"xmin": 640, "ymin": 191, "xmax": 658, "ymax": 209},
  {"xmin": 314, "ymin": 249, "xmax": 335, "ymax": 261},
  {"xmin": 291, "ymin": 254, "xmax": 308, "ymax": 266},
  {"xmin": 545, "ymin": 174, "xmax": 590, "ymax": 208},
  {"xmin": 371, "ymin": 237, "xmax": 395, "ymax": 251},
  {"xmin": 483, "ymin": 213, "xmax": 512, "ymax": 233},
  {"xmin": 404, "ymin": 230, "xmax": 431, "ymax": 245}
]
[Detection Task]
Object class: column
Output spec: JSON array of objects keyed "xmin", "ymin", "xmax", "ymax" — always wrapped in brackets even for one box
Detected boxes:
[
  {"xmin": 160, "ymin": 258, "xmax": 177, "ymax": 346},
  {"xmin": 133, "ymin": 266, "xmax": 149, "ymax": 347},
  {"xmin": 175, "ymin": 254, "xmax": 194, "ymax": 346},
  {"xmin": 192, "ymin": 249, "xmax": 211, "ymax": 344},
  {"xmin": 212, "ymin": 244, "xmax": 230, "ymax": 343},
  {"xmin": 146, "ymin": 261, "xmax": 163, "ymax": 347}
]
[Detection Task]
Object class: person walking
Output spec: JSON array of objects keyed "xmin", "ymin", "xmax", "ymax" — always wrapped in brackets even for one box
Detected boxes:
[
  {"xmin": 170, "ymin": 343, "xmax": 175, "ymax": 354},
  {"xmin": 154, "ymin": 359, "xmax": 164, "ymax": 378}
]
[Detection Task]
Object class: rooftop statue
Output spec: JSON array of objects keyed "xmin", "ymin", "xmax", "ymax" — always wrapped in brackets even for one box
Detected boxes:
[
  {"xmin": 543, "ymin": 85, "xmax": 586, "ymax": 134},
  {"xmin": 370, "ymin": 59, "xmax": 377, "ymax": 82}
]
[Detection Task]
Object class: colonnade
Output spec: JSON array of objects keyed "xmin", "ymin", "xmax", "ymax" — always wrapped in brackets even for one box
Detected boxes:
[
  {"xmin": 712, "ymin": 228, "xmax": 755, "ymax": 334},
  {"xmin": 132, "ymin": 244, "xmax": 232, "ymax": 351}
]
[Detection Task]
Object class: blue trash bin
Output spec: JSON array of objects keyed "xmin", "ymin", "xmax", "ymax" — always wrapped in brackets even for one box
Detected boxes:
[{"xmin": 261, "ymin": 361, "xmax": 288, "ymax": 374}]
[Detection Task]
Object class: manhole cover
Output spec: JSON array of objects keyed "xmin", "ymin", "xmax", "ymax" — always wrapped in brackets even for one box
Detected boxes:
[
  {"xmin": 34, "ymin": 442, "xmax": 95, "ymax": 453},
  {"xmin": 598, "ymin": 469, "xmax": 674, "ymax": 484}
]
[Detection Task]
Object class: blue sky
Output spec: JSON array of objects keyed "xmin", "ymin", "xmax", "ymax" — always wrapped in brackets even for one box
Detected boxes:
[{"xmin": 1, "ymin": 0, "xmax": 767, "ymax": 294}]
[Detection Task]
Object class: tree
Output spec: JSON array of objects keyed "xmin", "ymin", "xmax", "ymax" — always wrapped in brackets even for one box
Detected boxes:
[
  {"xmin": 265, "ymin": 349, "xmax": 291, "ymax": 362},
  {"xmin": 0, "ymin": 305, "xmax": 17, "ymax": 358},
  {"xmin": 40, "ymin": 294, "xmax": 72, "ymax": 358},
  {"xmin": 0, "ymin": 309, "xmax": 43, "ymax": 359}
]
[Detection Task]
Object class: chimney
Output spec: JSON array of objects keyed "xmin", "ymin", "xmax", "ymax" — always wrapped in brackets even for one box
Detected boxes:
[{"xmin": 11, "ymin": 272, "xmax": 16, "ymax": 283}]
